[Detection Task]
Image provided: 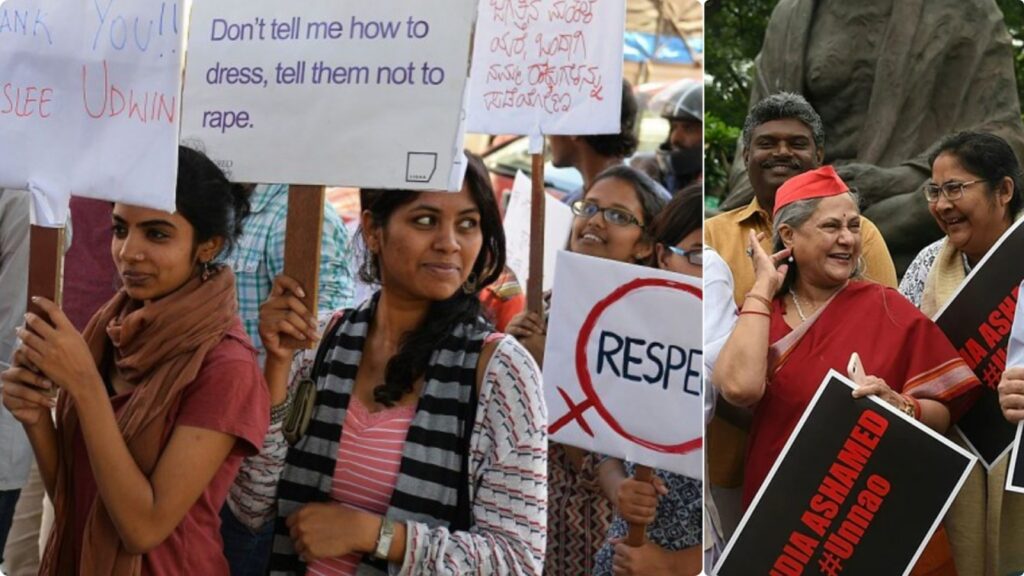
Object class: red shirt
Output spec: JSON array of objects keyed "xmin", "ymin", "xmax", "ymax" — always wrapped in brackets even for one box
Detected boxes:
[{"xmin": 71, "ymin": 322, "xmax": 268, "ymax": 575}]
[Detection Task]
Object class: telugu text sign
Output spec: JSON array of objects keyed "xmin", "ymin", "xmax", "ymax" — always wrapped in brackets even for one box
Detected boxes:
[
  {"xmin": 466, "ymin": 0, "xmax": 626, "ymax": 136},
  {"xmin": 934, "ymin": 219, "xmax": 1024, "ymax": 469},
  {"xmin": 716, "ymin": 373, "xmax": 976, "ymax": 576},
  {"xmin": 543, "ymin": 251, "xmax": 703, "ymax": 478},
  {"xmin": 0, "ymin": 0, "xmax": 183, "ymax": 223},
  {"xmin": 181, "ymin": 0, "xmax": 475, "ymax": 190}
]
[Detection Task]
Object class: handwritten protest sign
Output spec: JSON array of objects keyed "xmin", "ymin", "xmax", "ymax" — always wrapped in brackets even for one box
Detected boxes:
[
  {"xmin": 0, "ymin": 0, "xmax": 183, "ymax": 223},
  {"xmin": 543, "ymin": 251, "xmax": 702, "ymax": 478},
  {"xmin": 466, "ymin": 0, "xmax": 626, "ymax": 137},
  {"xmin": 716, "ymin": 372, "xmax": 976, "ymax": 576},
  {"xmin": 503, "ymin": 171, "xmax": 573, "ymax": 292},
  {"xmin": 934, "ymin": 219, "xmax": 1024, "ymax": 469},
  {"xmin": 180, "ymin": 0, "xmax": 474, "ymax": 190}
]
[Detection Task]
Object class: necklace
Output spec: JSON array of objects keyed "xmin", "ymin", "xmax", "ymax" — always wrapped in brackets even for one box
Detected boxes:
[
  {"xmin": 788, "ymin": 288, "xmax": 810, "ymax": 321},
  {"xmin": 789, "ymin": 282, "xmax": 847, "ymax": 321}
]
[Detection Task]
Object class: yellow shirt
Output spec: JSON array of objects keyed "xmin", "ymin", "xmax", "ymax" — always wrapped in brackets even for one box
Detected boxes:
[{"xmin": 705, "ymin": 198, "xmax": 898, "ymax": 306}]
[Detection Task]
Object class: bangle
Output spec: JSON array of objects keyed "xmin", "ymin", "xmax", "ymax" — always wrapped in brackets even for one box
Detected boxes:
[
  {"xmin": 373, "ymin": 517, "xmax": 396, "ymax": 560},
  {"xmin": 269, "ymin": 396, "xmax": 293, "ymax": 425},
  {"xmin": 900, "ymin": 394, "xmax": 921, "ymax": 420},
  {"xmin": 739, "ymin": 310, "xmax": 771, "ymax": 319},
  {"xmin": 745, "ymin": 293, "xmax": 773, "ymax": 310}
]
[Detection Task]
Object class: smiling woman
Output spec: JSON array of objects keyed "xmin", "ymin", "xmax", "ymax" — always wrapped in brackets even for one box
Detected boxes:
[{"xmin": 0, "ymin": 146, "xmax": 268, "ymax": 576}]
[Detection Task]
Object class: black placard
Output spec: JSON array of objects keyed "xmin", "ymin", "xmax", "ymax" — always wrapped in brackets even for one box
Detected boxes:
[
  {"xmin": 715, "ymin": 373, "xmax": 975, "ymax": 576},
  {"xmin": 933, "ymin": 220, "xmax": 1024, "ymax": 468}
]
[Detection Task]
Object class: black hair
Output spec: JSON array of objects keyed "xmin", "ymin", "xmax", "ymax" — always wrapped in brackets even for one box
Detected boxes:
[
  {"xmin": 358, "ymin": 153, "xmax": 505, "ymax": 406},
  {"xmin": 588, "ymin": 164, "xmax": 671, "ymax": 236},
  {"xmin": 583, "ymin": 79, "xmax": 640, "ymax": 158},
  {"xmin": 928, "ymin": 131, "xmax": 1023, "ymax": 218},
  {"xmin": 648, "ymin": 183, "xmax": 703, "ymax": 264},
  {"xmin": 175, "ymin": 145, "xmax": 251, "ymax": 257},
  {"xmin": 741, "ymin": 92, "xmax": 825, "ymax": 152}
]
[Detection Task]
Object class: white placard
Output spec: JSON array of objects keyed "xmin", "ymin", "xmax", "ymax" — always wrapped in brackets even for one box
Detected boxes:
[
  {"xmin": 180, "ymin": 0, "xmax": 475, "ymax": 190},
  {"xmin": 466, "ymin": 0, "xmax": 626, "ymax": 137},
  {"xmin": 543, "ymin": 251, "xmax": 703, "ymax": 478},
  {"xmin": 1004, "ymin": 280, "xmax": 1024, "ymax": 494},
  {"xmin": 0, "ymin": 0, "xmax": 184, "ymax": 224},
  {"xmin": 503, "ymin": 171, "xmax": 573, "ymax": 293}
]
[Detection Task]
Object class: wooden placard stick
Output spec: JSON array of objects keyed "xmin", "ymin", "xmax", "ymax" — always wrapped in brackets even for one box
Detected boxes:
[
  {"xmin": 625, "ymin": 464, "xmax": 653, "ymax": 546},
  {"xmin": 27, "ymin": 225, "xmax": 65, "ymax": 321},
  {"xmin": 527, "ymin": 146, "xmax": 546, "ymax": 315},
  {"xmin": 281, "ymin": 184, "xmax": 326, "ymax": 349}
]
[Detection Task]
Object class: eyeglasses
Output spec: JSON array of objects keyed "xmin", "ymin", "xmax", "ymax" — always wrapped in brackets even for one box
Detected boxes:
[
  {"xmin": 570, "ymin": 200, "xmax": 645, "ymax": 228},
  {"xmin": 922, "ymin": 179, "xmax": 986, "ymax": 203},
  {"xmin": 667, "ymin": 245, "xmax": 703, "ymax": 266}
]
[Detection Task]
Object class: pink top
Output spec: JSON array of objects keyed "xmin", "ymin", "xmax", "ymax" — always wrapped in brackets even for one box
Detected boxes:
[{"xmin": 308, "ymin": 397, "xmax": 415, "ymax": 576}]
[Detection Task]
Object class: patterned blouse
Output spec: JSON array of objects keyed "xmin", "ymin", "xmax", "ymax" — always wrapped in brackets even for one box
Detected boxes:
[
  {"xmin": 592, "ymin": 463, "xmax": 703, "ymax": 576},
  {"xmin": 899, "ymin": 238, "xmax": 973, "ymax": 307}
]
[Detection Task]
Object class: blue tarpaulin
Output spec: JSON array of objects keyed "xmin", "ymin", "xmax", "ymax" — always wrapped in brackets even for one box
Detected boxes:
[{"xmin": 623, "ymin": 32, "xmax": 702, "ymax": 65}]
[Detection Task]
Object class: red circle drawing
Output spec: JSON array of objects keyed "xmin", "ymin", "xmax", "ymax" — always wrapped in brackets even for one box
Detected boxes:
[{"xmin": 573, "ymin": 277, "xmax": 703, "ymax": 454}]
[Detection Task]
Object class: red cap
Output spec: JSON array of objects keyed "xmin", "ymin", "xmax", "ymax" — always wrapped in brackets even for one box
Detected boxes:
[{"xmin": 773, "ymin": 166, "xmax": 849, "ymax": 217}]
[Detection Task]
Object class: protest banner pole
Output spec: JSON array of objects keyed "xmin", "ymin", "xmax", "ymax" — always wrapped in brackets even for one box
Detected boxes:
[
  {"xmin": 281, "ymin": 185, "xmax": 325, "ymax": 349},
  {"xmin": 27, "ymin": 225, "xmax": 65, "ymax": 320},
  {"xmin": 527, "ymin": 145, "xmax": 546, "ymax": 315},
  {"xmin": 625, "ymin": 464, "xmax": 653, "ymax": 546}
]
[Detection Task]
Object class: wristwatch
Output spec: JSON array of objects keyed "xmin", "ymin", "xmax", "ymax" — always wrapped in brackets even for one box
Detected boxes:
[{"xmin": 373, "ymin": 517, "xmax": 396, "ymax": 560}]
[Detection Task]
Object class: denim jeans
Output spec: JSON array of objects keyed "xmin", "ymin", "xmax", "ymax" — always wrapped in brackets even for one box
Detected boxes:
[
  {"xmin": 220, "ymin": 504, "xmax": 274, "ymax": 576},
  {"xmin": 0, "ymin": 489, "xmax": 22, "ymax": 564}
]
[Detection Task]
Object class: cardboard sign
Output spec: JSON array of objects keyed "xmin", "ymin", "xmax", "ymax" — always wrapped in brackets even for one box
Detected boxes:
[
  {"xmin": 543, "ymin": 251, "xmax": 702, "ymax": 478},
  {"xmin": 715, "ymin": 372, "xmax": 976, "ymax": 576},
  {"xmin": 0, "ymin": 0, "xmax": 184, "ymax": 223},
  {"xmin": 503, "ymin": 171, "xmax": 574, "ymax": 292},
  {"xmin": 181, "ymin": 0, "xmax": 475, "ymax": 189},
  {"xmin": 466, "ymin": 0, "xmax": 626, "ymax": 137},
  {"xmin": 933, "ymin": 219, "xmax": 1024, "ymax": 469}
]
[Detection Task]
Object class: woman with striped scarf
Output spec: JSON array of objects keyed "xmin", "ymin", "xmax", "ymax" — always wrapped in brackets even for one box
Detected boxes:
[{"xmin": 253, "ymin": 154, "xmax": 547, "ymax": 575}]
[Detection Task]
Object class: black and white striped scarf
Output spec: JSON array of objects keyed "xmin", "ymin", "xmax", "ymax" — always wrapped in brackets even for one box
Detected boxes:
[{"xmin": 269, "ymin": 294, "xmax": 484, "ymax": 575}]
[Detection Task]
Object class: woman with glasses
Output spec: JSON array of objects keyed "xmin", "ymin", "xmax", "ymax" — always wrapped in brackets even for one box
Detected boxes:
[
  {"xmin": 591, "ymin": 183, "xmax": 704, "ymax": 576},
  {"xmin": 898, "ymin": 131, "xmax": 1024, "ymax": 575},
  {"xmin": 507, "ymin": 165, "xmax": 669, "ymax": 575},
  {"xmin": 715, "ymin": 166, "xmax": 980, "ymax": 575}
]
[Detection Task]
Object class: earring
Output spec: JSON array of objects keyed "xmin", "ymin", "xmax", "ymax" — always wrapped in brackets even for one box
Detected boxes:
[
  {"xmin": 201, "ymin": 261, "xmax": 214, "ymax": 282},
  {"xmin": 462, "ymin": 271, "xmax": 479, "ymax": 294},
  {"xmin": 359, "ymin": 256, "xmax": 380, "ymax": 284}
]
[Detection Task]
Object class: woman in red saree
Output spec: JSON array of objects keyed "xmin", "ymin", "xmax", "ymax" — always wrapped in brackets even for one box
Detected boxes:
[{"xmin": 713, "ymin": 166, "xmax": 980, "ymax": 576}]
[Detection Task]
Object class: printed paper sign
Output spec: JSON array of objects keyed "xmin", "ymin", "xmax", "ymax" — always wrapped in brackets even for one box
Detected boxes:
[
  {"xmin": 543, "ymin": 251, "xmax": 702, "ymax": 478},
  {"xmin": 466, "ymin": 0, "xmax": 626, "ymax": 136},
  {"xmin": 0, "ymin": 0, "xmax": 184, "ymax": 223},
  {"xmin": 503, "ymin": 171, "xmax": 574, "ymax": 292},
  {"xmin": 716, "ymin": 373, "xmax": 976, "ymax": 576},
  {"xmin": 181, "ymin": 0, "xmax": 475, "ymax": 190},
  {"xmin": 934, "ymin": 219, "xmax": 1024, "ymax": 468}
]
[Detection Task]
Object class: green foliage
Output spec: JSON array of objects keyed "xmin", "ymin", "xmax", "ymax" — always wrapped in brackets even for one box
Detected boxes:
[{"xmin": 705, "ymin": 0, "xmax": 1024, "ymax": 198}]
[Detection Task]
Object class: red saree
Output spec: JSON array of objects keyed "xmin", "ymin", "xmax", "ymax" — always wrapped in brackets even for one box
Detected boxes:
[{"xmin": 743, "ymin": 281, "xmax": 980, "ymax": 506}]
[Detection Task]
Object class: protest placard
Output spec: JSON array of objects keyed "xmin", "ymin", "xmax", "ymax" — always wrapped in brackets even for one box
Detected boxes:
[
  {"xmin": 715, "ymin": 372, "xmax": 976, "ymax": 576},
  {"xmin": 0, "ymin": 0, "xmax": 184, "ymax": 223},
  {"xmin": 466, "ymin": 0, "xmax": 626, "ymax": 138},
  {"xmin": 180, "ymin": 0, "xmax": 474, "ymax": 190},
  {"xmin": 503, "ymin": 171, "xmax": 573, "ymax": 293},
  {"xmin": 934, "ymin": 219, "xmax": 1024, "ymax": 469},
  {"xmin": 543, "ymin": 251, "xmax": 702, "ymax": 478},
  {"xmin": 1004, "ymin": 280, "xmax": 1024, "ymax": 494}
]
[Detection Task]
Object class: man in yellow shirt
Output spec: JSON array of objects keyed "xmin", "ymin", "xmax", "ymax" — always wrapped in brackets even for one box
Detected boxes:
[
  {"xmin": 704, "ymin": 93, "xmax": 897, "ymax": 540},
  {"xmin": 706, "ymin": 92, "xmax": 897, "ymax": 306}
]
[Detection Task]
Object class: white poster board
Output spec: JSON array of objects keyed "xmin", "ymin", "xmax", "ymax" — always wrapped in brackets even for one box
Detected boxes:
[
  {"xmin": 1004, "ymin": 280, "xmax": 1024, "ymax": 494},
  {"xmin": 180, "ymin": 0, "xmax": 475, "ymax": 190},
  {"xmin": 503, "ymin": 171, "xmax": 573, "ymax": 292},
  {"xmin": 543, "ymin": 251, "xmax": 703, "ymax": 478},
  {"xmin": 466, "ymin": 0, "xmax": 626, "ymax": 137},
  {"xmin": 0, "ymin": 0, "xmax": 184, "ymax": 224}
]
